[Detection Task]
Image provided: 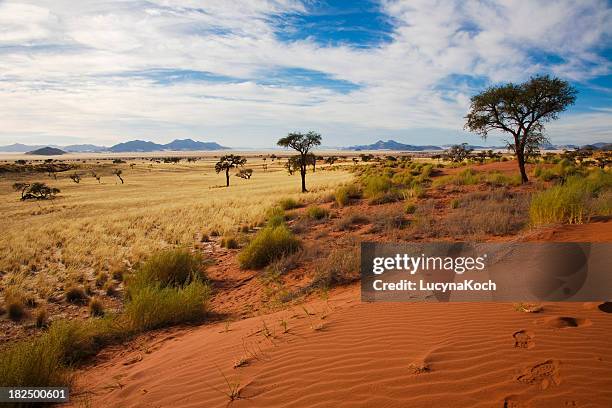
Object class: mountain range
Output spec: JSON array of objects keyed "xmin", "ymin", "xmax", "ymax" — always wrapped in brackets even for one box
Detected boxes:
[
  {"xmin": 345, "ymin": 140, "xmax": 611, "ymax": 151},
  {"xmin": 0, "ymin": 139, "xmax": 228, "ymax": 153}
]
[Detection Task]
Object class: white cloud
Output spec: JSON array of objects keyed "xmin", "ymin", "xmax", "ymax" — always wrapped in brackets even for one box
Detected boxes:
[{"xmin": 0, "ymin": 0, "xmax": 610, "ymax": 147}]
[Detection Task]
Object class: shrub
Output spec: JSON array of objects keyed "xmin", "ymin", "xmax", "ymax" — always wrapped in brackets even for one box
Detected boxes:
[
  {"xmin": 529, "ymin": 174, "xmax": 610, "ymax": 225},
  {"xmin": 7, "ymin": 300, "xmax": 25, "ymax": 321},
  {"xmin": 125, "ymin": 279, "xmax": 210, "ymax": 331},
  {"xmin": 238, "ymin": 225, "xmax": 301, "ymax": 269},
  {"xmin": 312, "ymin": 246, "xmax": 360, "ymax": 288},
  {"xmin": 335, "ymin": 184, "xmax": 361, "ymax": 206},
  {"xmin": 221, "ymin": 236, "xmax": 239, "ymax": 249},
  {"xmin": 443, "ymin": 191, "xmax": 529, "ymax": 236},
  {"xmin": 450, "ymin": 199, "xmax": 460, "ymax": 209},
  {"xmin": 405, "ymin": 202, "xmax": 417, "ymax": 214},
  {"xmin": 266, "ymin": 206, "xmax": 286, "ymax": 227},
  {"xmin": 65, "ymin": 286, "xmax": 88, "ymax": 304},
  {"xmin": 89, "ymin": 298, "xmax": 105, "ymax": 317},
  {"xmin": 95, "ymin": 272, "xmax": 109, "ymax": 287},
  {"xmin": 35, "ymin": 307, "xmax": 48, "ymax": 328},
  {"xmin": 362, "ymin": 175, "xmax": 392, "ymax": 198},
  {"xmin": 0, "ymin": 319, "xmax": 118, "ymax": 388},
  {"xmin": 369, "ymin": 190, "xmax": 402, "ymax": 205},
  {"xmin": 279, "ymin": 197, "xmax": 301, "ymax": 210},
  {"xmin": 405, "ymin": 184, "xmax": 425, "ymax": 199},
  {"xmin": 306, "ymin": 206, "xmax": 329, "ymax": 220},
  {"xmin": 484, "ymin": 172, "xmax": 521, "ymax": 187},
  {"xmin": 131, "ymin": 248, "xmax": 203, "ymax": 289},
  {"xmin": 334, "ymin": 213, "xmax": 369, "ymax": 231}
]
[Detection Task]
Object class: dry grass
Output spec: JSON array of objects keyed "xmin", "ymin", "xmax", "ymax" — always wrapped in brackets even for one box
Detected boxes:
[{"xmin": 0, "ymin": 158, "xmax": 351, "ymax": 306}]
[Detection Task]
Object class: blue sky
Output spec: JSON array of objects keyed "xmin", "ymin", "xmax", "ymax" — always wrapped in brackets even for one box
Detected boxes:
[{"xmin": 0, "ymin": 0, "xmax": 610, "ymax": 147}]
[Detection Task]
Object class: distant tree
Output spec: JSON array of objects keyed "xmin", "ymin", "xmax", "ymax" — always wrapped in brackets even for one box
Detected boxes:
[
  {"xmin": 215, "ymin": 154, "xmax": 247, "ymax": 187},
  {"xmin": 112, "ymin": 159, "xmax": 126, "ymax": 164},
  {"xmin": 445, "ymin": 143, "xmax": 473, "ymax": 163},
  {"xmin": 15, "ymin": 160, "xmax": 27, "ymax": 165},
  {"xmin": 113, "ymin": 169, "xmax": 124, "ymax": 184},
  {"xmin": 306, "ymin": 153, "xmax": 317, "ymax": 172},
  {"xmin": 325, "ymin": 156, "xmax": 338, "ymax": 165},
  {"xmin": 69, "ymin": 173, "xmax": 81, "ymax": 184},
  {"xmin": 465, "ymin": 74, "xmax": 576, "ymax": 183},
  {"xmin": 277, "ymin": 131, "xmax": 322, "ymax": 192},
  {"xmin": 285, "ymin": 156, "xmax": 300, "ymax": 175},
  {"xmin": 236, "ymin": 168, "xmax": 253, "ymax": 179},
  {"xmin": 359, "ymin": 154, "xmax": 374, "ymax": 162},
  {"xmin": 13, "ymin": 182, "xmax": 59, "ymax": 200},
  {"xmin": 91, "ymin": 171, "xmax": 101, "ymax": 183},
  {"xmin": 352, "ymin": 157, "xmax": 359, "ymax": 165}
]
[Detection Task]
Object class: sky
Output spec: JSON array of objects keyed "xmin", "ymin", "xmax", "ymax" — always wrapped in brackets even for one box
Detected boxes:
[{"xmin": 0, "ymin": 0, "xmax": 611, "ymax": 148}]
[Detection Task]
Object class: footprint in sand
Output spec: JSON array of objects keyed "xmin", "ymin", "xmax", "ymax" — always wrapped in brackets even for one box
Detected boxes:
[
  {"xmin": 598, "ymin": 302, "xmax": 612, "ymax": 313},
  {"xmin": 516, "ymin": 359, "xmax": 560, "ymax": 390},
  {"xmin": 544, "ymin": 316, "xmax": 591, "ymax": 329},
  {"xmin": 503, "ymin": 395, "xmax": 529, "ymax": 408},
  {"xmin": 513, "ymin": 330, "xmax": 535, "ymax": 349}
]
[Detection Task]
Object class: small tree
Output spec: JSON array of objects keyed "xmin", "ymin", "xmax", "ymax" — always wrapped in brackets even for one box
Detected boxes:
[
  {"xmin": 70, "ymin": 173, "xmax": 81, "ymax": 184},
  {"xmin": 277, "ymin": 131, "xmax": 322, "ymax": 192},
  {"xmin": 325, "ymin": 156, "xmax": 338, "ymax": 165},
  {"xmin": 236, "ymin": 168, "xmax": 253, "ymax": 179},
  {"xmin": 113, "ymin": 169, "xmax": 124, "ymax": 184},
  {"xmin": 13, "ymin": 182, "xmax": 59, "ymax": 200},
  {"xmin": 215, "ymin": 154, "xmax": 247, "ymax": 187},
  {"xmin": 91, "ymin": 171, "xmax": 101, "ymax": 183},
  {"xmin": 285, "ymin": 157, "xmax": 300, "ymax": 175},
  {"xmin": 445, "ymin": 143, "xmax": 473, "ymax": 163},
  {"xmin": 465, "ymin": 75, "xmax": 576, "ymax": 183}
]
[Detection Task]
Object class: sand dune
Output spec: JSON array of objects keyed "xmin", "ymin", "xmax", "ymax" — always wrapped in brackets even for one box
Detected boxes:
[
  {"xmin": 70, "ymin": 292, "xmax": 612, "ymax": 407},
  {"xmin": 68, "ymin": 221, "xmax": 612, "ymax": 408}
]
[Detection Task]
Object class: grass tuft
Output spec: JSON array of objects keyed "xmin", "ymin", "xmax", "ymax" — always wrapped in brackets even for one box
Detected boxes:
[{"xmin": 238, "ymin": 225, "xmax": 300, "ymax": 269}]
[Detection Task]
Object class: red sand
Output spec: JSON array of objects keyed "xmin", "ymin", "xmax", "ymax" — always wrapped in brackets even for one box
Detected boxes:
[{"xmin": 68, "ymin": 221, "xmax": 612, "ymax": 408}]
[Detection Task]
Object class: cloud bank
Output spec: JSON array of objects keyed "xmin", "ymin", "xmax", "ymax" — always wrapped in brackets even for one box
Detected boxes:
[{"xmin": 0, "ymin": 0, "xmax": 610, "ymax": 147}]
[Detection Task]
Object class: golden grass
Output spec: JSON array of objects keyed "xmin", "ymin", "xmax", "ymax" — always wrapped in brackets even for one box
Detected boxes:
[{"xmin": 0, "ymin": 158, "xmax": 351, "ymax": 299}]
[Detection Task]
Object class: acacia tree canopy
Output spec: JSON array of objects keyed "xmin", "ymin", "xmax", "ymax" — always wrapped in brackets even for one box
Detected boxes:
[
  {"xmin": 215, "ymin": 154, "xmax": 247, "ymax": 187},
  {"xmin": 465, "ymin": 74, "xmax": 576, "ymax": 183},
  {"xmin": 277, "ymin": 131, "xmax": 322, "ymax": 192}
]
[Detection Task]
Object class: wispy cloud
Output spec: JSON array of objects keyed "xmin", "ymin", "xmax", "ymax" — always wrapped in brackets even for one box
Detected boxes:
[{"xmin": 0, "ymin": 0, "xmax": 610, "ymax": 146}]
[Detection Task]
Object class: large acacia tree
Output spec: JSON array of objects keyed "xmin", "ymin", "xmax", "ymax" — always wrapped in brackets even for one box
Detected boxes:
[
  {"xmin": 215, "ymin": 154, "xmax": 247, "ymax": 187},
  {"xmin": 277, "ymin": 131, "xmax": 322, "ymax": 192},
  {"xmin": 465, "ymin": 75, "xmax": 576, "ymax": 183}
]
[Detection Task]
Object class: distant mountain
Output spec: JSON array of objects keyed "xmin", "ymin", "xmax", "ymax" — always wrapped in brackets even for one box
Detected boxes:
[
  {"xmin": 109, "ymin": 140, "xmax": 164, "ymax": 152},
  {"xmin": 583, "ymin": 142, "xmax": 612, "ymax": 151},
  {"xmin": 347, "ymin": 140, "xmax": 443, "ymax": 151},
  {"xmin": 163, "ymin": 139, "xmax": 227, "ymax": 151},
  {"xmin": 64, "ymin": 144, "xmax": 108, "ymax": 152},
  {"xmin": 0, "ymin": 143, "xmax": 47, "ymax": 152},
  {"xmin": 26, "ymin": 147, "xmax": 66, "ymax": 155},
  {"xmin": 109, "ymin": 139, "xmax": 227, "ymax": 152}
]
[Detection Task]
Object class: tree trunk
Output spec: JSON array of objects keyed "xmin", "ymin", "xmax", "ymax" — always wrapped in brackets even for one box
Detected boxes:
[
  {"xmin": 225, "ymin": 168, "xmax": 230, "ymax": 187},
  {"xmin": 516, "ymin": 143, "xmax": 529, "ymax": 183}
]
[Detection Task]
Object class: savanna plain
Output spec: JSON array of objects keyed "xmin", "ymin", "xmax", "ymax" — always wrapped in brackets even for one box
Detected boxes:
[{"xmin": 0, "ymin": 150, "xmax": 611, "ymax": 408}]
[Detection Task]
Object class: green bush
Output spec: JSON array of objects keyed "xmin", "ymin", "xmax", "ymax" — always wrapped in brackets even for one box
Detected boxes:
[
  {"xmin": 238, "ymin": 225, "xmax": 300, "ymax": 269},
  {"xmin": 125, "ymin": 279, "xmax": 210, "ymax": 331},
  {"xmin": 529, "ymin": 174, "xmax": 610, "ymax": 225},
  {"xmin": 405, "ymin": 202, "xmax": 417, "ymax": 214},
  {"xmin": 266, "ymin": 206, "xmax": 286, "ymax": 227},
  {"xmin": 130, "ymin": 248, "xmax": 203, "ymax": 289},
  {"xmin": 335, "ymin": 184, "xmax": 361, "ymax": 206},
  {"xmin": 221, "ymin": 236, "xmax": 239, "ymax": 249},
  {"xmin": 306, "ymin": 206, "xmax": 329, "ymax": 220},
  {"xmin": 0, "ymin": 319, "xmax": 121, "ymax": 388},
  {"xmin": 279, "ymin": 197, "xmax": 301, "ymax": 210},
  {"xmin": 362, "ymin": 175, "xmax": 392, "ymax": 198}
]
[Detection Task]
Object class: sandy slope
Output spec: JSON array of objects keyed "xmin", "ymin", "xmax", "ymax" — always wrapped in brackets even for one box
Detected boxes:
[{"xmin": 68, "ymin": 221, "xmax": 612, "ymax": 408}]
